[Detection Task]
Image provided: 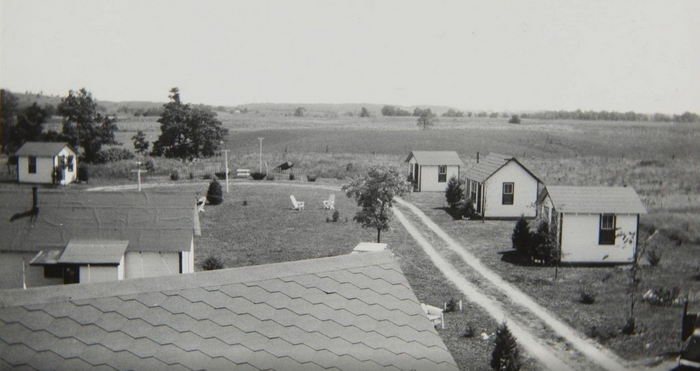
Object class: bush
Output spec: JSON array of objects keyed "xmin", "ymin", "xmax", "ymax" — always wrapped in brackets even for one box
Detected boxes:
[
  {"xmin": 250, "ymin": 171, "xmax": 266, "ymax": 180},
  {"xmin": 332, "ymin": 209, "xmax": 340, "ymax": 222},
  {"xmin": 144, "ymin": 158, "xmax": 156, "ymax": 172},
  {"xmin": 94, "ymin": 148, "xmax": 135, "ymax": 163},
  {"xmin": 215, "ymin": 171, "xmax": 227, "ymax": 180},
  {"xmin": 265, "ymin": 173, "xmax": 275, "ymax": 181},
  {"xmin": 621, "ymin": 318, "xmax": 635, "ymax": 335},
  {"xmin": 588, "ymin": 325, "xmax": 617, "ymax": 343},
  {"xmin": 444, "ymin": 298, "xmax": 457, "ymax": 313},
  {"xmin": 491, "ymin": 322, "xmax": 522, "ymax": 371},
  {"xmin": 170, "ymin": 171, "xmax": 180, "ymax": 181},
  {"xmin": 508, "ymin": 115, "xmax": 521, "ymax": 124},
  {"xmin": 201, "ymin": 256, "xmax": 223, "ymax": 271},
  {"xmin": 579, "ymin": 287, "xmax": 596, "ymax": 304},
  {"xmin": 77, "ymin": 166, "xmax": 89, "ymax": 183},
  {"xmin": 646, "ymin": 248, "xmax": 661, "ymax": 266},
  {"xmin": 307, "ymin": 174, "xmax": 317, "ymax": 182},
  {"xmin": 289, "ymin": 173, "xmax": 295, "ymax": 181},
  {"xmin": 462, "ymin": 323, "xmax": 475, "ymax": 338},
  {"xmin": 242, "ymin": 200, "xmax": 248, "ymax": 206},
  {"xmin": 445, "ymin": 176, "xmax": 465, "ymax": 209},
  {"xmin": 531, "ymin": 222, "xmax": 559, "ymax": 264},
  {"xmin": 202, "ymin": 173, "xmax": 212, "ymax": 180},
  {"xmin": 189, "ymin": 172, "xmax": 194, "ymax": 180},
  {"xmin": 462, "ymin": 198, "xmax": 476, "ymax": 219},
  {"xmin": 206, "ymin": 179, "xmax": 223, "ymax": 205},
  {"xmin": 512, "ymin": 217, "xmax": 532, "ymax": 256}
]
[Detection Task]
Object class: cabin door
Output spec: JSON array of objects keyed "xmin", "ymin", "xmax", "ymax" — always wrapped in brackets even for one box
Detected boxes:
[{"xmin": 413, "ymin": 164, "xmax": 419, "ymax": 191}]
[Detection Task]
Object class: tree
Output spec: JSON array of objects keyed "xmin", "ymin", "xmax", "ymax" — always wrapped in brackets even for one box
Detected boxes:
[
  {"xmin": 151, "ymin": 88, "xmax": 227, "ymax": 159},
  {"xmin": 445, "ymin": 176, "xmax": 465, "ymax": 209},
  {"xmin": 491, "ymin": 322, "xmax": 522, "ymax": 371},
  {"xmin": 508, "ymin": 115, "xmax": 521, "ymax": 124},
  {"xmin": 132, "ymin": 130, "xmax": 150, "ymax": 154},
  {"xmin": 416, "ymin": 109, "xmax": 436, "ymax": 130},
  {"xmin": 342, "ymin": 166, "xmax": 411, "ymax": 243},
  {"xmin": 294, "ymin": 107, "xmax": 305, "ymax": 117},
  {"xmin": 207, "ymin": 179, "xmax": 224, "ymax": 205},
  {"xmin": 6, "ymin": 103, "xmax": 50, "ymax": 153},
  {"xmin": 360, "ymin": 107, "xmax": 370, "ymax": 117},
  {"xmin": 462, "ymin": 198, "xmax": 476, "ymax": 219},
  {"xmin": 511, "ymin": 216, "xmax": 532, "ymax": 257},
  {"xmin": 531, "ymin": 221, "xmax": 560, "ymax": 279},
  {"xmin": 57, "ymin": 88, "xmax": 118, "ymax": 162},
  {"xmin": 1, "ymin": 89, "xmax": 19, "ymax": 153}
]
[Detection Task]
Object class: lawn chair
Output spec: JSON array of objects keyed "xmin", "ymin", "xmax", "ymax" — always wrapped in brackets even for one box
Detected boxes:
[
  {"xmin": 290, "ymin": 195, "xmax": 305, "ymax": 211},
  {"xmin": 197, "ymin": 196, "xmax": 206, "ymax": 212},
  {"xmin": 322, "ymin": 194, "xmax": 335, "ymax": 210}
]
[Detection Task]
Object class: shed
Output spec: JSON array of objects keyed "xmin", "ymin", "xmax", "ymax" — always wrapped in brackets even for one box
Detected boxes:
[
  {"xmin": 15, "ymin": 142, "xmax": 77, "ymax": 185},
  {"xmin": 464, "ymin": 153, "xmax": 542, "ymax": 218},
  {"xmin": 405, "ymin": 151, "xmax": 464, "ymax": 192},
  {"xmin": 538, "ymin": 186, "xmax": 647, "ymax": 263}
]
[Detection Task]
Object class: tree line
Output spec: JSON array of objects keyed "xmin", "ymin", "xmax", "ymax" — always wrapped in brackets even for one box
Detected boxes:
[{"xmin": 521, "ymin": 109, "xmax": 700, "ymax": 123}]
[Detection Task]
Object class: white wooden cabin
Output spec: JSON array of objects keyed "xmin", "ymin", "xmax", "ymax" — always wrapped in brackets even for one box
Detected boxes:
[
  {"xmin": 538, "ymin": 186, "xmax": 647, "ymax": 264},
  {"xmin": 405, "ymin": 151, "xmax": 463, "ymax": 192},
  {"xmin": 464, "ymin": 153, "xmax": 541, "ymax": 218},
  {"xmin": 15, "ymin": 142, "xmax": 77, "ymax": 185}
]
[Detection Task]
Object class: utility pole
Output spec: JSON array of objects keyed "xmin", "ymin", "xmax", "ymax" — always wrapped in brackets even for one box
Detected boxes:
[
  {"xmin": 257, "ymin": 137, "xmax": 264, "ymax": 173},
  {"xmin": 131, "ymin": 161, "xmax": 147, "ymax": 191},
  {"xmin": 221, "ymin": 143, "xmax": 230, "ymax": 193}
]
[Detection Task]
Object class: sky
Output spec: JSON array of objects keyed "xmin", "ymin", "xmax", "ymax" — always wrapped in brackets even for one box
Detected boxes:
[{"xmin": 1, "ymin": 0, "xmax": 699, "ymax": 113}]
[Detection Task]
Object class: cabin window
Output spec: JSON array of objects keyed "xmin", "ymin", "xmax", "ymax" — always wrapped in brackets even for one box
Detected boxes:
[
  {"xmin": 28, "ymin": 156, "xmax": 37, "ymax": 174},
  {"xmin": 44, "ymin": 265, "xmax": 63, "ymax": 279},
  {"xmin": 502, "ymin": 182, "xmax": 514, "ymax": 205},
  {"xmin": 599, "ymin": 214, "xmax": 616, "ymax": 245},
  {"xmin": 438, "ymin": 165, "xmax": 447, "ymax": 183},
  {"xmin": 67, "ymin": 156, "xmax": 74, "ymax": 171}
]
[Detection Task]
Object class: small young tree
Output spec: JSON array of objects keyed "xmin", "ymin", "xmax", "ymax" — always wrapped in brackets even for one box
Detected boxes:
[
  {"xmin": 206, "ymin": 179, "xmax": 223, "ymax": 205},
  {"xmin": 294, "ymin": 107, "xmax": 305, "ymax": 117},
  {"xmin": 359, "ymin": 107, "xmax": 370, "ymax": 117},
  {"xmin": 508, "ymin": 115, "xmax": 521, "ymax": 124},
  {"xmin": 511, "ymin": 216, "xmax": 532, "ymax": 257},
  {"xmin": 342, "ymin": 166, "xmax": 411, "ymax": 243},
  {"xmin": 445, "ymin": 176, "xmax": 465, "ymax": 209},
  {"xmin": 202, "ymin": 256, "xmax": 223, "ymax": 270},
  {"xmin": 491, "ymin": 322, "xmax": 522, "ymax": 371},
  {"xmin": 532, "ymin": 221, "xmax": 561, "ymax": 279},
  {"xmin": 416, "ymin": 110, "xmax": 437, "ymax": 130},
  {"xmin": 132, "ymin": 130, "xmax": 150, "ymax": 154}
]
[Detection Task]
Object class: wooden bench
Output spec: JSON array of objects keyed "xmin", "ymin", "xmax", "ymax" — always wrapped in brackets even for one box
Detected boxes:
[{"xmin": 235, "ymin": 169, "xmax": 250, "ymax": 178}]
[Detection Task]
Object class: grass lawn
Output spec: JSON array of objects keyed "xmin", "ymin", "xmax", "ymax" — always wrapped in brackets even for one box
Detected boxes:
[
  {"xmin": 194, "ymin": 182, "xmax": 518, "ymax": 370},
  {"xmin": 404, "ymin": 191, "xmax": 700, "ymax": 363}
]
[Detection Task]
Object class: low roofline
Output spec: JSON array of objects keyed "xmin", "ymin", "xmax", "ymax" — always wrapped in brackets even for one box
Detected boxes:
[
  {"xmin": 471, "ymin": 157, "xmax": 542, "ymax": 184},
  {"xmin": 0, "ymin": 251, "xmax": 395, "ymax": 308}
]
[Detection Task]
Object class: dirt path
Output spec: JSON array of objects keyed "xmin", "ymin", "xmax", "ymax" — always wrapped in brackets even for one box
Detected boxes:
[{"xmin": 393, "ymin": 196, "xmax": 630, "ymax": 371}]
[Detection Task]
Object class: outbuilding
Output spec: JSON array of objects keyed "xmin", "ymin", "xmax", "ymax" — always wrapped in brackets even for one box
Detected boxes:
[
  {"xmin": 15, "ymin": 142, "xmax": 77, "ymax": 185},
  {"xmin": 464, "ymin": 153, "xmax": 541, "ymax": 218},
  {"xmin": 405, "ymin": 151, "xmax": 463, "ymax": 192},
  {"xmin": 538, "ymin": 186, "xmax": 647, "ymax": 264}
]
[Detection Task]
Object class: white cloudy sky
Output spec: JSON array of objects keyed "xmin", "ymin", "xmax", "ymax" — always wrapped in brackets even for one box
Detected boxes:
[{"xmin": 1, "ymin": 0, "xmax": 698, "ymax": 113}]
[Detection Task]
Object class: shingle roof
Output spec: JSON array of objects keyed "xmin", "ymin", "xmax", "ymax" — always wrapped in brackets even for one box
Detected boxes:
[
  {"xmin": 0, "ymin": 251, "xmax": 459, "ymax": 371},
  {"xmin": 57, "ymin": 239, "xmax": 129, "ymax": 264},
  {"xmin": 464, "ymin": 153, "xmax": 540, "ymax": 183},
  {"xmin": 0, "ymin": 189, "xmax": 200, "ymax": 253},
  {"xmin": 405, "ymin": 151, "xmax": 464, "ymax": 166},
  {"xmin": 14, "ymin": 142, "xmax": 72, "ymax": 157},
  {"xmin": 545, "ymin": 186, "xmax": 647, "ymax": 214}
]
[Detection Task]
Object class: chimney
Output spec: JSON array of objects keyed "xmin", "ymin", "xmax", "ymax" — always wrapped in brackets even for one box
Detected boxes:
[
  {"xmin": 476, "ymin": 152, "xmax": 480, "ymax": 164},
  {"xmin": 32, "ymin": 186, "xmax": 38, "ymax": 213}
]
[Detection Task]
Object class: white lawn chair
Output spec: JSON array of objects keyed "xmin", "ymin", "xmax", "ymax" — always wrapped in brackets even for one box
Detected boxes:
[
  {"xmin": 197, "ymin": 196, "xmax": 207, "ymax": 212},
  {"xmin": 290, "ymin": 195, "xmax": 305, "ymax": 211},
  {"xmin": 322, "ymin": 194, "xmax": 335, "ymax": 210}
]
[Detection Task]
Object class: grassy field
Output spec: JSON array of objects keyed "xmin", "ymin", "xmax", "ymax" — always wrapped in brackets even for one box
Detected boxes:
[
  {"xmin": 403, "ymin": 191, "xmax": 700, "ymax": 363},
  {"xmin": 191, "ymin": 182, "xmax": 516, "ymax": 370}
]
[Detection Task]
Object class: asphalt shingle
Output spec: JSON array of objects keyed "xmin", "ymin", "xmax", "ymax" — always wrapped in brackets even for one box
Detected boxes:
[
  {"xmin": 545, "ymin": 185, "xmax": 647, "ymax": 214},
  {"xmin": 0, "ymin": 251, "xmax": 458, "ymax": 370},
  {"xmin": 405, "ymin": 151, "xmax": 464, "ymax": 166}
]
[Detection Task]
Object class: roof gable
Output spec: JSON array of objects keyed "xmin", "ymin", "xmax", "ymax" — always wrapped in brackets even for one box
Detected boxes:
[
  {"xmin": 406, "ymin": 151, "xmax": 464, "ymax": 166},
  {"xmin": 0, "ymin": 189, "xmax": 197, "ymax": 253},
  {"xmin": 0, "ymin": 252, "xmax": 459, "ymax": 371},
  {"xmin": 15, "ymin": 142, "xmax": 72, "ymax": 157},
  {"xmin": 545, "ymin": 186, "xmax": 647, "ymax": 214},
  {"xmin": 464, "ymin": 153, "xmax": 540, "ymax": 183}
]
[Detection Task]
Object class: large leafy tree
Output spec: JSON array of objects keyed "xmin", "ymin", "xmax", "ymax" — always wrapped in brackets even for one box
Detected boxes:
[
  {"xmin": 1, "ymin": 89, "xmax": 18, "ymax": 153},
  {"xmin": 57, "ymin": 88, "xmax": 117, "ymax": 162},
  {"xmin": 152, "ymin": 88, "xmax": 227, "ymax": 159},
  {"xmin": 416, "ymin": 109, "xmax": 437, "ymax": 130},
  {"xmin": 6, "ymin": 103, "xmax": 51, "ymax": 153},
  {"xmin": 342, "ymin": 166, "xmax": 411, "ymax": 243}
]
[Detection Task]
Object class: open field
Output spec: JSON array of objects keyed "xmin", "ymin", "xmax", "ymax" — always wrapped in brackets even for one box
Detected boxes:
[{"xmin": 403, "ymin": 191, "xmax": 700, "ymax": 363}]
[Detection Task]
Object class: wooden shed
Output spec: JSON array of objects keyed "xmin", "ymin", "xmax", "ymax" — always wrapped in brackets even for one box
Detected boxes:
[{"xmin": 405, "ymin": 151, "xmax": 464, "ymax": 192}]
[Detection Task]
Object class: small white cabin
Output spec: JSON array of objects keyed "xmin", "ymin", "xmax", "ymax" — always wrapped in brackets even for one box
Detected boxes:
[
  {"xmin": 15, "ymin": 142, "xmax": 77, "ymax": 185},
  {"xmin": 464, "ymin": 153, "xmax": 541, "ymax": 218},
  {"xmin": 405, "ymin": 151, "xmax": 463, "ymax": 192},
  {"xmin": 539, "ymin": 186, "xmax": 647, "ymax": 264}
]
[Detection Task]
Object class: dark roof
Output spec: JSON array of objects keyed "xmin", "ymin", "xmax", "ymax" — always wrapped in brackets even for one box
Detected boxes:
[
  {"xmin": 57, "ymin": 239, "xmax": 129, "ymax": 264},
  {"xmin": 0, "ymin": 251, "xmax": 458, "ymax": 371},
  {"xmin": 14, "ymin": 142, "xmax": 72, "ymax": 157},
  {"xmin": 464, "ymin": 153, "xmax": 540, "ymax": 183},
  {"xmin": 405, "ymin": 151, "xmax": 464, "ymax": 166},
  {"xmin": 545, "ymin": 186, "xmax": 647, "ymax": 214},
  {"xmin": 0, "ymin": 189, "xmax": 200, "ymax": 253}
]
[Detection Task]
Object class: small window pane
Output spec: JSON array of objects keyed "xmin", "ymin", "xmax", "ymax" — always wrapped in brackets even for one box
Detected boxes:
[
  {"xmin": 28, "ymin": 156, "xmax": 37, "ymax": 174},
  {"xmin": 502, "ymin": 182, "xmax": 514, "ymax": 205}
]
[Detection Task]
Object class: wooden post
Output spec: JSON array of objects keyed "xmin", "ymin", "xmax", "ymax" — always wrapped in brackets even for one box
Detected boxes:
[
  {"xmin": 222, "ymin": 149, "xmax": 230, "ymax": 193},
  {"xmin": 131, "ymin": 162, "xmax": 147, "ymax": 191}
]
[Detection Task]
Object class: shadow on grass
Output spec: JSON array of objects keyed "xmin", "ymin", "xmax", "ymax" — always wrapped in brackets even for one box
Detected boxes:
[
  {"xmin": 433, "ymin": 207, "xmax": 465, "ymax": 221},
  {"xmin": 498, "ymin": 250, "xmax": 540, "ymax": 267}
]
